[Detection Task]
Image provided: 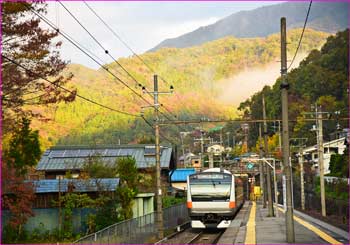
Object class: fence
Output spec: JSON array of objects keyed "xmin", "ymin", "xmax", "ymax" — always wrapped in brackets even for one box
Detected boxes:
[
  {"xmin": 275, "ymin": 174, "xmax": 349, "ymax": 228},
  {"xmin": 74, "ymin": 203, "xmax": 189, "ymax": 244}
]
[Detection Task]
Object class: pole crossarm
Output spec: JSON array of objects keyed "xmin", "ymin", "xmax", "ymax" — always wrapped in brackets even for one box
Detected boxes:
[{"xmin": 241, "ymin": 157, "xmax": 277, "ymax": 169}]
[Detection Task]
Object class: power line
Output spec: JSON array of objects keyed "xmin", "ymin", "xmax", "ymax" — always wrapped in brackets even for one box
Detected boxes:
[
  {"xmin": 3, "ymin": 55, "xmax": 139, "ymax": 117},
  {"xmin": 287, "ymin": 0, "xmax": 312, "ymax": 70},
  {"xmin": 141, "ymin": 116, "xmax": 177, "ymax": 145},
  {"xmin": 23, "ymin": 3, "xmax": 154, "ymax": 108},
  {"xmin": 82, "ymin": 0, "xmax": 173, "ymax": 88},
  {"xmin": 81, "ymin": 1, "xmax": 183, "ymax": 121},
  {"xmin": 59, "ymin": 2, "xmax": 181, "ymax": 123},
  {"xmin": 59, "ymin": 1, "xmax": 145, "ymax": 89},
  {"xmin": 24, "ymin": 2, "xmax": 192, "ymax": 133},
  {"xmin": 158, "ymin": 117, "xmax": 349, "ymax": 125}
]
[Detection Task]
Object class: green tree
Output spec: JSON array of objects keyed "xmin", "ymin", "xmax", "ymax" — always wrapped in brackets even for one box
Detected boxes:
[
  {"xmin": 5, "ymin": 118, "xmax": 41, "ymax": 176},
  {"xmin": 2, "ymin": 118, "xmax": 41, "ymax": 242},
  {"xmin": 81, "ymin": 155, "xmax": 120, "ymax": 232},
  {"xmin": 59, "ymin": 193, "xmax": 94, "ymax": 239},
  {"xmin": 328, "ymin": 145, "xmax": 349, "ymax": 178},
  {"xmin": 82, "ymin": 155, "xmax": 117, "ymax": 178},
  {"xmin": 115, "ymin": 157, "xmax": 139, "ymax": 220}
]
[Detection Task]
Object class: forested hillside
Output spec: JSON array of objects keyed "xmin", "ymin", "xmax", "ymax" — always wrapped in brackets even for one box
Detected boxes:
[
  {"xmin": 151, "ymin": 2, "xmax": 348, "ymax": 51},
  {"xmin": 238, "ymin": 29, "xmax": 349, "ymax": 147},
  {"xmin": 29, "ymin": 29, "xmax": 330, "ymax": 148}
]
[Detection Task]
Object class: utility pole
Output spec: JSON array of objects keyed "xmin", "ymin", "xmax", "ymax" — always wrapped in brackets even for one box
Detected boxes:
[
  {"xmin": 194, "ymin": 131, "xmax": 210, "ymax": 168},
  {"xmin": 316, "ymin": 106, "xmax": 326, "ymax": 217},
  {"xmin": 305, "ymin": 104, "xmax": 328, "ymax": 217},
  {"xmin": 280, "ymin": 17, "xmax": 295, "ymax": 243},
  {"xmin": 263, "ymin": 96, "xmax": 274, "ymax": 216},
  {"xmin": 290, "ymin": 138, "xmax": 307, "ymax": 211},
  {"xmin": 142, "ymin": 74, "xmax": 173, "ymax": 240},
  {"xmin": 259, "ymin": 124, "xmax": 266, "ymax": 208},
  {"xmin": 154, "ymin": 75, "xmax": 164, "ymax": 240},
  {"xmin": 298, "ymin": 150, "xmax": 305, "ymax": 210}
]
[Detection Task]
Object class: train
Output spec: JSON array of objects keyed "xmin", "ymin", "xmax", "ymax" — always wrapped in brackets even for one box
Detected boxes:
[{"xmin": 186, "ymin": 168, "xmax": 246, "ymax": 228}]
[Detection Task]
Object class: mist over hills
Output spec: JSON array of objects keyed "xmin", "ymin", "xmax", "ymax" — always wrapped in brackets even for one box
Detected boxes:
[
  {"xmin": 31, "ymin": 28, "xmax": 330, "ymax": 148},
  {"xmin": 150, "ymin": 1, "xmax": 348, "ymax": 51}
]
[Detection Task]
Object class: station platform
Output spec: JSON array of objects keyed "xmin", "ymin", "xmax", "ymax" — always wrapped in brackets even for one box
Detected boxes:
[{"xmin": 218, "ymin": 201, "xmax": 349, "ymax": 244}]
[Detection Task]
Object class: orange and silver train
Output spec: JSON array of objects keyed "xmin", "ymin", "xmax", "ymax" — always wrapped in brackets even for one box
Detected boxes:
[{"xmin": 186, "ymin": 168, "xmax": 245, "ymax": 228}]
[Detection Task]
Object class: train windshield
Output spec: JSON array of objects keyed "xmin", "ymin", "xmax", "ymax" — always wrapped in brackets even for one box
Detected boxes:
[{"xmin": 189, "ymin": 173, "xmax": 232, "ymax": 201}]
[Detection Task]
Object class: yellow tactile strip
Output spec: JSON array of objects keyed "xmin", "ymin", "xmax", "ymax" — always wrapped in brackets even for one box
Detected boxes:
[
  {"xmin": 245, "ymin": 201, "xmax": 256, "ymax": 244},
  {"xmin": 278, "ymin": 207, "xmax": 343, "ymax": 245}
]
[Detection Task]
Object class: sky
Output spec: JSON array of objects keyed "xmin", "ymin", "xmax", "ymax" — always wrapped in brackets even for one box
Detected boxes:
[{"xmin": 46, "ymin": 1, "xmax": 283, "ymax": 69}]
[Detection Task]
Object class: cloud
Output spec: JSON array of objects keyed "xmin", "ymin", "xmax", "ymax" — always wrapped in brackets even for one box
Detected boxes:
[{"xmin": 44, "ymin": 1, "xmax": 282, "ymax": 68}]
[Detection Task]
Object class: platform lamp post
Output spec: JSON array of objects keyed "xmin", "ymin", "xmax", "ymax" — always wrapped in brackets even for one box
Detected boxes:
[{"xmin": 280, "ymin": 17, "xmax": 295, "ymax": 243}]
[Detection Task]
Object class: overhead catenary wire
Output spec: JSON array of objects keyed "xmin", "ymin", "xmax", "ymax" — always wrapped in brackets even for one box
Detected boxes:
[
  {"xmin": 141, "ymin": 116, "xmax": 177, "ymax": 145},
  {"xmin": 3, "ymin": 55, "xmax": 139, "ymax": 117},
  {"xmin": 287, "ymin": 0, "xmax": 312, "ymax": 70}
]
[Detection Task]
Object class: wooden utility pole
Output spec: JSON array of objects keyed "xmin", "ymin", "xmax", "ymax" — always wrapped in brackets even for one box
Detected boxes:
[
  {"xmin": 263, "ymin": 96, "xmax": 274, "ymax": 216},
  {"xmin": 142, "ymin": 75, "xmax": 173, "ymax": 240},
  {"xmin": 316, "ymin": 106, "xmax": 326, "ymax": 216},
  {"xmin": 280, "ymin": 17, "xmax": 295, "ymax": 243},
  {"xmin": 154, "ymin": 75, "xmax": 164, "ymax": 239}
]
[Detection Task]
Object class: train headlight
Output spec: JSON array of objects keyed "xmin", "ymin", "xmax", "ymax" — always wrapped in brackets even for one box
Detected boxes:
[{"xmin": 187, "ymin": 201, "xmax": 193, "ymax": 208}]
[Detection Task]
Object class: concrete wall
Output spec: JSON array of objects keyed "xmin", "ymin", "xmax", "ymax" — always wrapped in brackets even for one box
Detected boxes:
[{"xmin": 132, "ymin": 193, "xmax": 154, "ymax": 218}]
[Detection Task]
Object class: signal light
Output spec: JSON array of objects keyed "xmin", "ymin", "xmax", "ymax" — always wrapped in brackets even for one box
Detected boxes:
[{"xmin": 187, "ymin": 202, "xmax": 193, "ymax": 208}]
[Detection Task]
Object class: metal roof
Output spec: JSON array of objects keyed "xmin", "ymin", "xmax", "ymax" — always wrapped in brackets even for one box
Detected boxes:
[
  {"xmin": 29, "ymin": 178, "xmax": 119, "ymax": 193},
  {"xmin": 36, "ymin": 145, "xmax": 173, "ymax": 171},
  {"xmin": 169, "ymin": 168, "xmax": 196, "ymax": 182}
]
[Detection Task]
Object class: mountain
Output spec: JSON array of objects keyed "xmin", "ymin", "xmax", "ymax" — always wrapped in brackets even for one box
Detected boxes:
[
  {"xmin": 30, "ymin": 29, "xmax": 330, "ymax": 148},
  {"xmin": 150, "ymin": 2, "xmax": 348, "ymax": 52}
]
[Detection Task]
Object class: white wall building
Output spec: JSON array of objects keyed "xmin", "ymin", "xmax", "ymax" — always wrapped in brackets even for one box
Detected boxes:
[{"xmin": 302, "ymin": 137, "xmax": 347, "ymax": 175}]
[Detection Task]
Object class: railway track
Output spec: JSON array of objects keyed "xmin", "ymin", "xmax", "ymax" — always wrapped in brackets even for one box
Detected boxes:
[
  {"xmin": 188, "ymin": 229, "xmax": 224, "ymax": 244},
  {"xmin": 157, "ymin": 228, "xmax": 224, "ymax": 244}
]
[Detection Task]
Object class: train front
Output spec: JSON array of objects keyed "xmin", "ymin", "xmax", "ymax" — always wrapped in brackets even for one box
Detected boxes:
[{"xmin": 186, "ymin": 169, "xmax": 235, "ymax": 228}]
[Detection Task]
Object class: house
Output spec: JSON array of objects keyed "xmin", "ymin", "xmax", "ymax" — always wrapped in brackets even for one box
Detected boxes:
[
  {"xmin": 301, "ymin": 137, "xmax": 347, "ymax": 175},
  {"xmin": 178, "ymin": 152, "xmax": 201, "ymax": 168},
  {"xmin": 31, "ymin": 178, "xmax": 119, "ymax": 208},
  {"xmin": 2, "ymin": 178, "xmax": 154, "ymax": 234},
  {"xmin": 207, "ymin": 144, "xmax": 225, "ymax": 155},
  {"xmin": 35, "ymin": 144, "xmax": 176, "ymax": 179},
  {"xmin": 169, "ymin": 168, "xmax": 196, "ymax": 196},
  {"xmin": 178, "ymin": 152, "xmax": 195, "ymax": 167}
]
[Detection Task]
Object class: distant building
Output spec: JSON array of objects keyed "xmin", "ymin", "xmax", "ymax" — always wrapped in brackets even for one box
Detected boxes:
[
  {"xmin": 207, "ymin": 144, "xmax": 225, "ymax": 155},
  {"xmin": 178, "ymin": 152, "xmax": 201, "ymax": 169},
  {"xmin": 35, "ymin": 144, "xmax": 176, "ymax": 179},
  {"xmin": 302, "ymin": 137, "xmax": 347, "ymax": 175},
  {"xmin": 169, "ymin": 168, "xmax": 196, "ymax": 195}
]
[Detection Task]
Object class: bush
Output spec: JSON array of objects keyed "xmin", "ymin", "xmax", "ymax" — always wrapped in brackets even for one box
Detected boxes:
[{"xmin": 162, "ymin": 196, "xmax": 185, "ymax": 208}]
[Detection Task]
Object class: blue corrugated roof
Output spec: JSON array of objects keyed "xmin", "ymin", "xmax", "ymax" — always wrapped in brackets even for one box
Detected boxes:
[
  {"xmin": 170, "ymin": 168, "xmax": 196, "ymax": 182},
  {"xmin": 36, "ymin": 145, "xmax": 173, "ymax": 171},
  {"xmin": 28, "ymin": 178, "xmax": 119, "ymax": 193}
]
